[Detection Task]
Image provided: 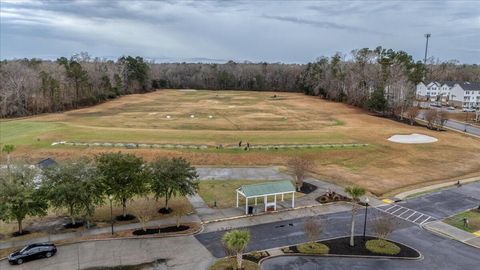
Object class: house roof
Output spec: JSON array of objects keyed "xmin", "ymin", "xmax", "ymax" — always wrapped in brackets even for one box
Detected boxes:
[
  {"xmin": 37, "ymin": 158, "xmax": 57, "ymax": 169},
  {"xmin": 237, "ymin": 180, "xmax": 295, "ymax": 197},
  {"xmin": 456, "ymin": 82, "xmax": 480, "ymax": 91},
  {"xmin": 423, "ymin": 80, "xmax": 480, "ymax": 90}
]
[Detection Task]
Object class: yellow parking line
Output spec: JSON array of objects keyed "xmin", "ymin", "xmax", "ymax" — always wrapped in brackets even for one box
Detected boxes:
[
  {"xmin": 473, "ymin": 231, "xmax": 480, "ymax": 237},
  {"xmin": 382, "ymin": 199, "xmax": 394, "ymax": 204}
]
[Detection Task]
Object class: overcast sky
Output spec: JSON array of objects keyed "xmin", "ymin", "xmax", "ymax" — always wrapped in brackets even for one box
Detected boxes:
[{"xmin": 1, "ymin": 0, "xmax": 479, "ymax": 63}]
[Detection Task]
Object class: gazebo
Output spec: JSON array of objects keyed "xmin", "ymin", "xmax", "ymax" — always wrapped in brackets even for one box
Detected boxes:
[{"xmin": 236, "ymin": 180, "xmax": 296, "ymax": 215}]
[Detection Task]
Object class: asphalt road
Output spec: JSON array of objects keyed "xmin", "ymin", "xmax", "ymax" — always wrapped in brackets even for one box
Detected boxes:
[
  {"xmin": 195, "ymin": 209, "xmax": 413, "ymax": 258},
  {"xmin": 444, "ymin": 119, "xmax": 480, "ymax": 136},
  {"xmin": 397, "ymin": 182, "xmax": 480, "ymax": 219},
  {"xmin": 418, "ymin": 110, "xmax": 480, "ymax": 136},
  {"xmin": 197, "ymin": 182, "xmax": 480, "ymax": 270}
]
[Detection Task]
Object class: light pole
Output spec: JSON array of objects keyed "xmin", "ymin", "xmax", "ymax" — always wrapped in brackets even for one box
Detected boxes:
[
  {"xmin": 363, "ymin": 197, "xmax": 369, "ymax": 241},
  {"xmin": 109, "ymin": 195, "xmax": 114, "ymax": 235},
  {"xmin": 424, "ymin": 33, "xmax": 431, "ymax": 64},
  {"xmin": 465, "ymin": 110, "xmax": 469, "ymax": 132}
]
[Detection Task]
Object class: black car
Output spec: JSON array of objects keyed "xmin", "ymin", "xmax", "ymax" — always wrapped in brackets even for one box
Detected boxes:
[{"xmin": 8, "ymin": 242, "xmax": 57, "ymax": 265}]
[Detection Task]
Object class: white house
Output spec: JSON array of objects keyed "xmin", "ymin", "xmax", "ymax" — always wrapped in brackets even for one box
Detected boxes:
[
  {"xmin": 450, "ymin": 82, "xmax": 480, "ymax": 109},
  {"xmin": 416, "ymin": 81, "xmax": 456, "ymax": 102}
]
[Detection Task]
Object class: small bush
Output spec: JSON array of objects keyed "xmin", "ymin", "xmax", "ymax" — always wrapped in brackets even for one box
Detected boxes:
[
  {"xmin": 209, "ymin": 257, "xmax": 259, "ymax": 270},
  {"xmin": 297, "ymin": 242, "xmax": 329, "ymax": 254},
  {"xmin": 365, "ymin": 239, "xmax": 401, "ymax": 255}
]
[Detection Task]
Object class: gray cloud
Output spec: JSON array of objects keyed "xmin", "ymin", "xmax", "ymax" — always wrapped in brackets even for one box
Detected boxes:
[
  {"xmin": 262, "ymin": 15, "xmax": 387, "ymax": 35},
  {"xmin": 1, "ymin": 0, "xmax": 479, "ymax": 63}
]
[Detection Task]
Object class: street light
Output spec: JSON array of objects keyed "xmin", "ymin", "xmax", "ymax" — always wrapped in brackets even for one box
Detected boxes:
[
  {"xmin": 108, "ymin": 195, "xmax": 114, "ymax": 235},
  {"xmin": 465, "ymin": 110, "xmax": 469, "ymax": 132},
  {"xmin": 363, "ymin": 197, "xmax": 369, "ymax": 241}
]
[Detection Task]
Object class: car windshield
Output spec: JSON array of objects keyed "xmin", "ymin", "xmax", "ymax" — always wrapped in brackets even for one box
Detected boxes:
[{"xmin": 19, "ymin": 246, "xmax": 30, "ymax": 253}]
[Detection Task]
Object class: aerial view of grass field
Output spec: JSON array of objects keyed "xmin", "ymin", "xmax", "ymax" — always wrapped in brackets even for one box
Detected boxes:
[{"xmin": 2, "ymin": 89, "xmax": 479, "ymax": 196}]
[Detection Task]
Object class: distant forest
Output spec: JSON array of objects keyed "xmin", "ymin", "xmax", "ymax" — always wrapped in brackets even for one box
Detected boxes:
[{"xmin": 1, "ymin": 48, "xmax": 479, "ymax": 117}]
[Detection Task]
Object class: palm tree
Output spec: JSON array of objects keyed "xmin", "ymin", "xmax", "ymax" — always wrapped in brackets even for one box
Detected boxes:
[
  {"xmin": 1, "ymin": 144, "xmax": 15, "ymax": 169},
  {"xmin": 222, "ymin": 229, "xmax": 250, "ymax": 270},
  {"xmin": 345, "ymin": 186, "xmax": 366, "ymax": 247}
]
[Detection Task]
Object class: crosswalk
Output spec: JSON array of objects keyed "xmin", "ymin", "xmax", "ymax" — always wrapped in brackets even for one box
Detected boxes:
[{"xmin": 376, "ymin": 203, "xmax": 436, "ymax": 226}]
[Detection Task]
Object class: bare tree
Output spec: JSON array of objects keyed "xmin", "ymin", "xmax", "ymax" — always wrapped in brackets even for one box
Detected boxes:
[
  {"xmin": 303, "ymin": 217, "xmax": 323, "ymax": 246},
  {"xmin": 406, "ymin": 106, "xmax": 420, "ymax": 125},
  {"xmin": 287, "ymin": 157, "xmax": 313, "ymax": 191},
  {"xmin": 174, "ymin": 205, "xmax": 189, "ymax": 228},
  {"xmin": 435, "ymin": 110, "xmax": 449, "ymax": 131},
  {"xmin": 131, "ymin": 196, "xmax": 156, "ymax": 232},
  {"xmin": 371, "ymin": 215, "xmax": 397, "ymax": 241},
  {"xmin": 424, "ymin": 109, "xmax": 437, "ymax": 129}
]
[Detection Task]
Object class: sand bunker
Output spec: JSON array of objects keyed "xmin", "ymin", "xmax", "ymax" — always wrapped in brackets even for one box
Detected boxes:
[
  {"xmin": 388, "ymin": 133, "xmax": 438, "ymax": 144},
  {"xmin": 178, "ymin": 89, "xmax": 197, "ymax": 92}
]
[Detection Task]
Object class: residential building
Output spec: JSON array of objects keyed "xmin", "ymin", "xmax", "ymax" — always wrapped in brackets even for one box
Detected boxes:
[
  {"xmin": 450, "ymin": 82, "xmax": 480, "ymax": 108},
  {"xmin": 415, "ymin": 81, "xmax": 456, "ymax": 102}
]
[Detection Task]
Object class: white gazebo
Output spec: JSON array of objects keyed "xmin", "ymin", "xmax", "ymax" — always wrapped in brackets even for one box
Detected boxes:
[{"xmin": 236, "ymin": 180, "xmax": 296, "ymax": 215}]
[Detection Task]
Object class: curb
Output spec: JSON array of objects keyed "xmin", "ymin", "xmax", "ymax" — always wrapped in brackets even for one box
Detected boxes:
[
  {"xmin": 202, "ymin": 201, "xmax": 347, "ymax": 225},
  {"xmin": 256, "ymin": 235, "xmax": 423, "ymax": 267},
  {"xmin": 422, "ymin": 222, "xmax": 480, "ymax": 250},
  {"xmin": 393, "ymin": 176, "xmax": 480, "ymax": 200}
]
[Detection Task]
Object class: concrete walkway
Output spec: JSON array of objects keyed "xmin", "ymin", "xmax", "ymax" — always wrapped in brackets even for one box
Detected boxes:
[
  {"xmin": 394, "ymin": 175, "xmax": 480, "ymax": 200},
  {"xmin": 0, "ymin": 214, "xmax": 200, "ymax": 250},
  {"xmin": 196, "ymin": 166, "xmax": 290, "ymax": 180},
  {"xmin": 424, "ymin": 220, "xmax": 480, "ymax": 248}
]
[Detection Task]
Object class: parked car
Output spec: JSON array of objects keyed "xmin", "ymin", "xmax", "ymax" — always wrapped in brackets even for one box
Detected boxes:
[
  {"xmin": 447, "ymin": 106, "xmax": 455, "ymax": 110},
  {"xmin": 8, "ymin": 242, "xmax": 57, "ymax": 265},
  {"xmin": 463, "ymin": 108, "xmax": 476, "ymax": 112}
]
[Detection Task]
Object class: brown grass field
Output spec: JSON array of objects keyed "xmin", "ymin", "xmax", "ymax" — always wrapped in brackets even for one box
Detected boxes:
[{"xmin": 1, "ymin": 89, "xmax": 480, "ymax": 196}]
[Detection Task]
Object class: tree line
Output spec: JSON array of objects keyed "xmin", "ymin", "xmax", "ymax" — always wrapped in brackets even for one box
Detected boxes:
[
  {"xmin": 1, "ymin": 49, "xmax": 479, "ymax": 118},
  {"xmin": 0, "ymin": 153, "xmax": 199, "ymax": 234}
]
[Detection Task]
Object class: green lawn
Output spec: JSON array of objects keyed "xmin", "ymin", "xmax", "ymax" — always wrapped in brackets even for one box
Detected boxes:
[
  {"xmin": 198, "ymin": 180, "xmax": 300, "ymax": 208},
  {"xmin": 444, "ymin": 209, "xmax": 480, "ymax": 233}
]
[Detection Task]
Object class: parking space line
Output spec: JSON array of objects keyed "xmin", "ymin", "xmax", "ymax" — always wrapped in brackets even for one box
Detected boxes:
[
  {"xmin": 390, "ymin": 207, "xmax": 404, "ymax": 214},
  {"xmin": 406, "ymin": 211, "xmax": 417, "ymax": 220},
  {"xmin": 412, "ymin": 214, "xmax": 425, "ymax": 223}
]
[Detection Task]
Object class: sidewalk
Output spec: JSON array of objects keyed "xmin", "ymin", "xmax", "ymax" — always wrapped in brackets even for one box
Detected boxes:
[
  {"xmin": 0, "ymin": 214, "xmax": 201, "ymax": 250},
  {"xmin": 394, "ymin": 176, "xmax": 480, "ymax": 200},
  {"xmin": 424, "ymin": 220, "xmax": 480, "ymax": 248}
]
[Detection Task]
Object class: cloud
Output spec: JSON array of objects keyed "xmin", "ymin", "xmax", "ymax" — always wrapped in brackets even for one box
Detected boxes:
[
  {"xmin": 0, "ymin": 0, "xmax": 479, "ymax": 63},
  {"xmin": 262, "ymin": 15, "xmax": 387, "ymax": 35}
]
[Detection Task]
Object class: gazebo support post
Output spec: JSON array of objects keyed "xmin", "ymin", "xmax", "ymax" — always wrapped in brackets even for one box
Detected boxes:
[
  {"xmin": 236, "ymin": 191, "xmax": 239, "ymax": 208},
  {"xmin": 245, "ymin": 197, "xmax": 248, "ymax": 215},
  {"xmin": 255, "ymin": 197, "xmax": 257, "ymax": 205},
  {"xmin": 292, "ymin": 191, "xmax": 295, "ymax": 208},
  {"xmin": 281, "ymin": 193, "xmax": 284, "ymax": 201},
  {"xmin": 264, "ymin": 195, "xmax": 267, "ymax": 212},
  {"xmin": 274, "ymin": 194, "xmax": 277, "ymax": 210}
]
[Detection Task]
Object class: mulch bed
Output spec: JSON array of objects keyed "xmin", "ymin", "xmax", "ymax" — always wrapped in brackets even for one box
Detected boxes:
[
  {"xmin": 316, "ymin": 192, "xmax": 351, "ymax": 204},
  {"xmin": 299, "ymin": 182, "xmax": 317, "ymax": 194},
  {"xmin": 283, "ymin": 236, "xmax": 419, "ymax": 258},
  {"xmin": 64, "ymin": 221, "xmax": 85, "ymax": 229},
  {"xmin": 243, "ymin": 251, "xmax": 270, "ymax": 263},
  {"xmin": 160, "ymin": 225, "xmax": 189, "ymax": 233},
  {"xmin": 115, "ymin": 214, "xmax": 136, "ymax": 221},
  {"xmin": 12, "ymin": 230, "xmax": 31, "ymax": 237},
  {"xmin": 132, "ymin": 228, "xmax": 160, "ymax": 236},
  {"xmin": 158, "ymin": 208, "xmax": 173, "ymax": 214}
]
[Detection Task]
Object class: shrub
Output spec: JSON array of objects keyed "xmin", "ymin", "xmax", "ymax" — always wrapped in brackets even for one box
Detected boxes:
[
  {"xmin": 365, "ymin": 239, "xmax": 400, "ymax": 255},
  {"xmin": 297, "ymin": 242, "xmax": 329, "ymax": 254}
]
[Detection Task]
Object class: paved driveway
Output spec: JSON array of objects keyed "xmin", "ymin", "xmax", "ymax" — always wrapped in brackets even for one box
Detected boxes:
[
  {"xmin": 260, "ymin": 214, "xmax": 479, "ymax": 270},
  {"xmin": 0, "ymin": 236, "xmax": 213, "ymax": 270},
  {"xmin": 397, "ymin": 182, "xmax": 480, "ymax": 219},
  {"xmin": 196, "ymin": 167, "xmax": 290, "ymax": 180}
]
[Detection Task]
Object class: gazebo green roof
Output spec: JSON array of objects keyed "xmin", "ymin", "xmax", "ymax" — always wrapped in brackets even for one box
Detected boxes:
[{"xmin": 237, "ymin": 180, "xmax": 295, "ymax": 197}]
